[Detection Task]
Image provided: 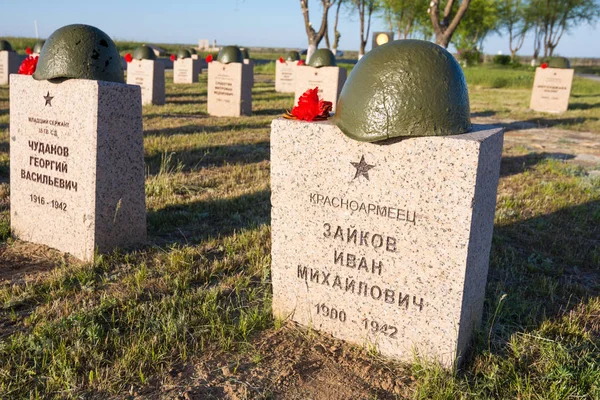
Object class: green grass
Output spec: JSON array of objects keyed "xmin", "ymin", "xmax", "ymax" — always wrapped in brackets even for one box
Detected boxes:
[{"xmin": 0, "ymin": 64, "xmax": 600, "ymax": 398}]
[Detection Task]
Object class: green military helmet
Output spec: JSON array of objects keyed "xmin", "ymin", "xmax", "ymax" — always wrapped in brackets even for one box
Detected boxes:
[
  {"xmin": 133, "ymin": 45, "xmax": 157, "ymax": 60},
  {"xmin": 240, "ymin": 47, "xmax": 250, "ymax": 59},
  {"xmin": 0, "ymin": 40, "xmax": 12, "ymax": 52},
  {"xmin": 177, "ymin": 49, "xmax": 191, "ymax": 59},
  {"xmin": 33, "ymin": 24, "xmax": 124, "ymax": 83},
  {"xmin": 286, "ymin": 51, "xmax": 300, "ymax": 61},
  {"xmin": 33, "ymin": 40, "xmax": 46, "ymax": 54},
  {"xmin": 334, "ymin": 40, "xmax": 471, "ymax": 142},
  {"xmin": 308, "ymin": 48, "xmax": 336, "ymax": 67},
  {"xmin": 544, "ymin": 56, "xmax": 570, "ymax": 69},
  {"xmin": 188, "ymin": 48, "xmax": 197, "ymax": 55},
  {"xmin": 217, "ymin": 46, "xmax": 243, "ymax": 64}
]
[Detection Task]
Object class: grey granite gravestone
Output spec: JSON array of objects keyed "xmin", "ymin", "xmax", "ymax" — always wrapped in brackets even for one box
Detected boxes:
[
  {"xmin": 10, "ymin": 75, "xmax": 147, "ymax": 261},
  {"xmin": 271, "ymin": 120, "xmax": 503, "ymax": 367}
]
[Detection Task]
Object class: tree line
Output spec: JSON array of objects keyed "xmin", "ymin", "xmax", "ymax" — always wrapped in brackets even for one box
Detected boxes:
[{"xmin": 300, "ymin": 0, "xmax": 600, "ymax": 62}]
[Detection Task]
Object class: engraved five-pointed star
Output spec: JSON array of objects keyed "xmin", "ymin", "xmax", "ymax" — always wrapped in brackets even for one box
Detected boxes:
[
  {"xmin": 43, "ymin": 91, "xmax": 53, "ymax": 106},
  {"xmin": 351, "ymin": 155, "xmax": 375, "ymax": 180}
]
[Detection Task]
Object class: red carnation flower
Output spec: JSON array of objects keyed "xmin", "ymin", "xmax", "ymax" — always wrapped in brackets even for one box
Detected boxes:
[
  {"xmin": 279, "ymin": 57, "xmax": 285, "ymax": 63},
  {"xmin": 124, "ymin": 53, "xmax": 133, "ymax": 63},
  {"xmin": 206, "ymin": 54, "xmax": 213, "ymax": 63},
  {"xmin": 170, "ymin": 54, "xmax": 176, "ymax": 62},
  {"xmin": 297, "ymin": 60, "xmax": 305, "ymax": 66},
  {"xmin": 18, "ymin": 56, "xmax": 38, "ymax": 75},
  {"xmin": 541, "ymin": 63, "xmax": 548, "ymax": 69},
  {"xmin": 25, "ymin": 47, "xmax": 33, "ymax": 55},
  {"xmin": 289, "ymin": 87, "xmax": 332, "ymax": 121}
]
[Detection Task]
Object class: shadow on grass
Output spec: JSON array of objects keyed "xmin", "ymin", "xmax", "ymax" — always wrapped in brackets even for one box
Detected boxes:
[
  {"xmin": 472, "ymin": 110, "xmax": 497, "ymax": 118},
  {"xmin": 500, "ymin": 152, "xmax": 575, "ymax": 177},
  {"xmin": 568, "ymin": 102, "xmax": 600, "ymax": 110},
  {"xmin": 477, "ymin": 199, "xmax": 600, "ymax": 360},
  {"xmin": 148, "ymin": 189, "xmax": 271, "ymax": 246},
  {"xmin": 144, "ymin": 122, "xmax": 268, "ymax": 137},
  {"xmin": 0, "ymin": 108, "xmax": 7, "ymax": 117},
  {"xmin": 166, "ymin": 92, "xmax": 208, "ymax": 99},
  {"xmin": 144, "ymin": 111, "xmax": 208, "ymax": 119},
  {"xmin": 167, "ymin": 99, "xmax": 206, "ymax": 105},
  {"xmin": 503, "ymin": 117, "xmax": 599, "ymax": 131},
  {"xmin": 145, "ymin": 141, "xmax": 270, "ymax": 175},
  {"xmin": 571, "ymin": 93, "xmax": 600, "ymax": 99},
  {"xmin": 253, "ymin": 108, "xmax": 285, "ymax": 116}
]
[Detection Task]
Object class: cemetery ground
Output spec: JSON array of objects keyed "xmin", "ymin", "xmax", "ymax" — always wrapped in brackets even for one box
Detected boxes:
[{"xmin": 0, "ymin": 57, "xmax": 599, "ymax": 399}]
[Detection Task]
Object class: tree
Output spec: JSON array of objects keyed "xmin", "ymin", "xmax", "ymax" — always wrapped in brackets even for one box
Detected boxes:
[
  {"xmin": 428, "ymin": 0, "xmax": 472, "ymax": 48},
  {"xmin": 380, "ymin": 0, "xmax": 429, "ymax": 39},
  {"xmin": 498, "ymin": 0, "xmax": 531, "ymax": 61},
  {"xmin": 453, "ymin": 0, "xmax": 499, "ymax": 52},
  {"xmin": 300, "ymin": 0, "xmax": 338, "ymax": 60},
  {"xmin": 351, "ymin": 0, "xmax": 378, "ymax": 58},
  {"xmin": 331, "ymin": 0, "xmax": 346, "ymax": 54},
  {"xmin": 529, "ymin": 0, "xmax": 600, "ymax": 58}
]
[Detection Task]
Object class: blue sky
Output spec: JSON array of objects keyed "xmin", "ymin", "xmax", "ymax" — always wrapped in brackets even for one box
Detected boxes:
[{"xmin": 1, "ymin": 0, "xmax": 598, "ymax": 57}]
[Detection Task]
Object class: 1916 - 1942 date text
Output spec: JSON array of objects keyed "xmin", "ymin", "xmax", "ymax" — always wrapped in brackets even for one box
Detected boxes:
[{"xmin": 30, "ymin": 194, "xmax": 67, "ymax": 211}]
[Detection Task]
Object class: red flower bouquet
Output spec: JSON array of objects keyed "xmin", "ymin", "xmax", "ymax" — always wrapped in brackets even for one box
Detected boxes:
[
  {"xmin": 18, "ymin": 56, "xmax": 38, "ymax": 75},
  {"xmin": 284, "ymin": 87, "xmax": 332, "ymax": 121}
]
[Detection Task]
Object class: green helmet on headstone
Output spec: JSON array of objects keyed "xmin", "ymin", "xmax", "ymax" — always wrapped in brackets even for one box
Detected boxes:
[
  {"xmin": 217, "ymin": 46, "xmax": 243, "ymax": 64},
  {"xmin": 177, "ymin": 49, "xmax": 191, "ymax": 59},
  {"xmin": 33, "ymin": 40, "xmax": 45, "ymax": 54},
  {"xmin": 240, "ymin": 47, "xmax": 250, "ymax": 59},
  {"xmin": 334, "ymin": 40, "xmax": 471, "ymax": 142},
  {"xmin": 0, "ymin": 40, "xmax": 13, "ymax": 52},
  {"xmin": 544, "ymin": 56, "xmax": 570, "ymax": 69},
  {"xmin": 308, "ymin": 49, "xmax": 336, "ymax": 67},
  {"xmin": 188, "ymin": 48, "xmax": 197, "ymax": 55},
  {"xmin": 133, "ymin": 45, "xmax": 157, "ymax": 60},
  {"xmin": 33, "ymin": 24, "xmax": 124, "ymax": 83},
  {"xmin": 286, "ymin": 50, "xmax": 300, "ymax": 61}
]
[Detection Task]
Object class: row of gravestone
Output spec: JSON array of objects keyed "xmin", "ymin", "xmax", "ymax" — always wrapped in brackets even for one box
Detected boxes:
[
  {"xmin": 6, "ymin": 23, "xmax": 513, "ymax": 368},
  {"xmin": 1, "ymin": 39, "xmax": 576, "ymax": 115},
  {"xmin": 128, "ymin": 44, "xmax": 349, "ymax": 117}
]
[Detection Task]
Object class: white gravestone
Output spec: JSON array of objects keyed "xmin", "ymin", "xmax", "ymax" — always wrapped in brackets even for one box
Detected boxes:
[
  {"xmin": 0, "ymin": 51, "xmax": 20, "ymax": 85},
  {"xmin": 271, "ymin": 118, "xmax": 503, "ymax": 367},
  {"xmin": 275, "ymin": 61, "xmax": 298, "ymax": 93},
  {"xmin": 294, "ymin": 66, "xmax": 347, "ymax": 112},
  {"xmin": 173, "ymin": 58, "xmax": 202, "ymax": 84},
  {"xmin": 530, "ymin": 67, "xmax": 574, "ymax": 113},
  {"xmin": 126, "ymin": 59, "xmax": 165, "ymax": 105},
  {"xmin": 207, "ymin": 61, "xmax": 252, "ymax": 117},
  {"xmin": 9, "ymin": 75, "xmax": 146, "ymax": 261}
]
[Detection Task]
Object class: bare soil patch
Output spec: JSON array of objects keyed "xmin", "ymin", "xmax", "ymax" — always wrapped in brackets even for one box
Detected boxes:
[{"xmin": 157, "ymin": 324, "xmax": 414, "ymax": 400}]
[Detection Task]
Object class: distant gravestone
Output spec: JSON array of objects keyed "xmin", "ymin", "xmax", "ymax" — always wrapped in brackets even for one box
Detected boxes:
[
  {"xmin": 371, "ymin": 32, "xmax": 394, "ymax": 50},
  {"xmin": 271, "ymin": 40, "xmax": 503, "ymax": 367},
  {"xmin": 9, "ymin": 24, "xmax": 146, "ymax": 261},
  {"xmin": 127, "ymin": 59, "xmax": 165, "ymax": 105},
  {"xmin": 198, "ymin": 39, "xmax": 210, "ymax": 50},
  {"xmin": 243, "ymin": 59, "xmax": 255, "ymax": 87},
  {"xmin": 173, "ymin": 58, "xmax": 202, "ymax": 84},
  {"xmin": 0, "ymin": 50, "xmax": 20, "ymax": 85},
  {"xmin": 207, "ymin": 61, "xmax": 252, "ymax": 116},
  {"xmin": 275, "ymin": 61, "xmax": 298, "ymax": 93},
  {"xmin": 530, "ymin": 67, "xmax": 574, "ymax": 113},
  {"xmin": 294, "ymin": 66, "xmax": 346, "ymax": 112}
]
